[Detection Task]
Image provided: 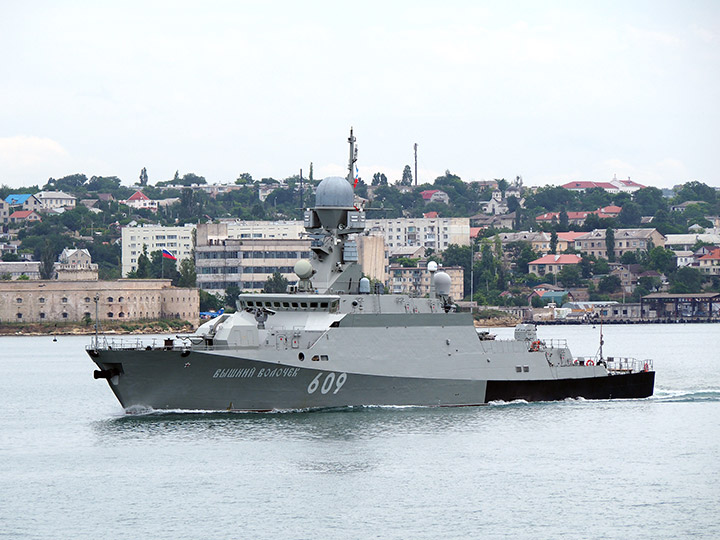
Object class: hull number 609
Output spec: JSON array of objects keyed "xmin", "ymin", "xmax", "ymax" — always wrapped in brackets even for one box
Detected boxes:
[{"xmin": 307, "ymin": 372, "xmax": 348, "ymax": 395}]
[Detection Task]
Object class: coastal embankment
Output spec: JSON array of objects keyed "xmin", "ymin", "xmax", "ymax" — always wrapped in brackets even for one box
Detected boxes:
[{"xmin": 0, "ymin": 319, "xmax": 196, "ymax": 336}]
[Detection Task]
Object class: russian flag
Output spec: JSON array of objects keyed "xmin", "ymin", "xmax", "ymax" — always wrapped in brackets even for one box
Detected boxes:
[{"xmin": 162, "ymin": 249, "xmax": 177, "ymax": 261}]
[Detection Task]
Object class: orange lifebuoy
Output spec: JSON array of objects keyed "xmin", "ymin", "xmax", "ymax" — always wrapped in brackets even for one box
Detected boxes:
[
  {"xmin": 586, "ymin": 359, "xmax": 595, "ymax": 366},
  {"xmin": 529, "ymin": 340, "xmax": 542, "ymax": 352},
  {"xmin": 643, "ymin": 362, "xmax": 649, "ymax": 372}
]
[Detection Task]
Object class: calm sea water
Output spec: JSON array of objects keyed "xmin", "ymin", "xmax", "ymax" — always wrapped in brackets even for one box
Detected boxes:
[{"xmin": 1, "ymin": 324, "xmax": 718, "ymax": 540}]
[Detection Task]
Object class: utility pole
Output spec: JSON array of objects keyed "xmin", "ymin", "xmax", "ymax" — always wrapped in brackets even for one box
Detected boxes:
[{"xmin": 414, "ymin": 143, "xmax": 418, "ymax": 186}]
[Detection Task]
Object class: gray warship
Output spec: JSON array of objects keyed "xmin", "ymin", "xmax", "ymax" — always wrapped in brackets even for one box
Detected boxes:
[{"xmin": 89, "ymin": 130, "xmax": 655, "ymax": 411}]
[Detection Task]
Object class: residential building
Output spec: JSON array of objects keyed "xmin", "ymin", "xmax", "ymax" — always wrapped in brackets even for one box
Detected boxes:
[
  {"xmin": 528, "ymin": 254, "xmax": 582, "ymax": 276},
  {"xmin": 9, "ymin": 210, "xmax": 42, "ymax": 225},
  {"xmin": 5, "ymin": 194, "xmax": 42, "ymax": 213},
  {"xmin": 470, "ymin": 212, "xmax": 516, "ymax": 230},
  {"xmin": 121, "ymin": 190, "xmax": 158, "ymax": 212},
  {"xmin": 481, "ymin": 191, "xmax": 509, "ymax": 215},
  {"xmin": 121, "ymin": 224, "xmax": 195, "ymax": 276},
  {"xmin": 217, "ymin": 219, "xmax": 305, "ymax": 240},
  {"xmin": 55, "ymin": 248, "xmax": 99, "ymax": 281},
  {"xmin": 388, "ymin": 263, "xmax": 464, "ymax": 300},
  {"xmin": 364, "ymin": 216, "xmax": 470, "ymax": 252},
  {"xmin": 574, "ymin": 229, "xmax": 665, "ymax": 259},
  {"xmin": 664, "ymin": 233, "xmax": 720, "ymax": 251},
  {"xmin": 357, "ymin": 234, "xmax": 388, "ymax": 284},
  {"xmin": 0, "ymin": 261, "xmax": 41, "ymax": 280},
  {"xmin": 560, "ymin": 176, "xmax": 645, "ymax": 194},
  {"xmin": 0, "ymin": 279, "xmax": 198, "ymax": 323},
  {"xmin": 0, "ymin": 199, "xmax": 9, "ymax": 224},
  {"xmin": 35, "ymin": 191, "xmax": 77, "ymax": 210},
  {"xmin": 697, "ymin": 248, "xmax": 720, "ymax": 275},
  {"xmin": 419, "ymin": 190, "xmax": 450, "ymax": 205},
  {"xmin": 195, "ymin": 223, "xmax": 310, "ymax": 294},
  {"xmin": 535, "ymin": 206, "xmax": 622, "ymax": 226}
]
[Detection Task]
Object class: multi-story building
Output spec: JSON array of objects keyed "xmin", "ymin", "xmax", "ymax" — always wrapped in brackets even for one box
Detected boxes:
[
  {"xmin": 55, "ymin": 248, "xmax": 99, "ymax": 281},
  {"xmin": 574, "ymin": 229, "xmax": 665, "ymax": 259},
  {"xmin": 0, "ymin": 279, "xmax": 198, "ymax": 323},
  {"xmin": 121, "ymin": 224, "xmax": 195, "ymax": 276},
  {"xmin": 528, "ymin": 254, "xmax": 582, "ymax": 276},
  {"xmin": 697, "ymin": 248, "xmax": 720, "ymax": 275},
  {"xmin": 388, "ymin": 263, "xmax": 464, "ymax": 300},
  {"xmin": 218, "ymin": 219, "xmax": 305, "ymax": 240},
  {"xmin": 0, "ymin": 199, "xmax": 9, "ymax": 224},
  {"xmin": 5, "ymin": 194, "xmax": 42, "ymax": 213},
  {"xmin": 35, "ymin": 191, "xmax": 77, "ymax": 211},
  {"xmin": 195, "ymin": 223, "xmax": 310, "ymax": 294},
  {"xmin": 364, "ymin": 217, "xmax": 470, "ymax": 252}
]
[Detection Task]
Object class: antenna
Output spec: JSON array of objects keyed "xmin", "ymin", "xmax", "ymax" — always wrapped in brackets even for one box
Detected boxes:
[{"xmin": 347, "ymin": 127, "xmax": 357, "ymax": 184}]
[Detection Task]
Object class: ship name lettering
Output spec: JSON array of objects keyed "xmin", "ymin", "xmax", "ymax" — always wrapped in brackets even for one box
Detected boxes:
[
  {"xmin": 213, "ymin": 367, "xmax": 256, "ymax": 379},
  {"xmin": 257, "ymin": 367, "xmax": 301, "ymax": 378}
]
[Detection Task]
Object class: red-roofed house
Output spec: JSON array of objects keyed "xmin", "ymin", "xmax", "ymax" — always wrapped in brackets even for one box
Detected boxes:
[
  {"xmin": 528, "ymin": 254, "xmax": 582, "ymax": 276},
  {"xmin": 121, "ymin": 191, "xmax": 158, "ymax": 212},
  {"xmin": 560, "ymin": 177, "xmax": 645, "ymax": 194},
  {"xmin": 9, "ymin": 210, "xmax": 42, "ymax": 225},
  {"xmin": 536, "ymin": 206, "xmax": 623, "ymax": 226},
  {"xmin": 420, "ymin": 190, "xmax": 449, "ymax": 205},
  {"xmin": 697, "ymin": 248, "xmax": 720, "ymax": 275},
  {"xmin": 423, "ymin": 211, "xmax": 439, "ymax": 219}
]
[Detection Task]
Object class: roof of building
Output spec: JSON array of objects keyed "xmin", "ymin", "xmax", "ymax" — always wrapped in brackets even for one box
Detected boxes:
[
  {"xmin": 35, "ymin": 191, "xmax": 76, "ymax": 200},
  {"xmin": 699, "ymin": 248, "xmax": 720, "ymax": 261},
  {"xmin": 561, "ymin": 181, "xmax": 617, "ymax": 190},
  {"xmin": 575, "ymin": 228, "xmax": 663, "ymax": 241},
  {"xmin": 5, "ymin": 194, "xmax": 35, "ymax": 205},
  {"xmin": 419, "ymin": 189, "xmax": 446, "ymax": 200},
  {"xmin": 127, "ymin": 191, "xmax": 151, "ymax": 201},
  {"xmin": 557, "ymin": 232, "xmax": 585, "ymax": 242},
  {"xmin": 10, "ymin": 210, "xmax": 39, "ymax": 219},
  {"xmin": 529, "ymin": 254, "xmax": 582, "ymax": 265},
  {"xmin": 423, "ymin": 211, "xmax": 439, "ymax": 218}
]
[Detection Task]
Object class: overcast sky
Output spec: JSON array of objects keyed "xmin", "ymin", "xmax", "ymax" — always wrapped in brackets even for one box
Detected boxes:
[{"xmin": 1, "ymin": 0, "xmax": 718, "ymax": 190}]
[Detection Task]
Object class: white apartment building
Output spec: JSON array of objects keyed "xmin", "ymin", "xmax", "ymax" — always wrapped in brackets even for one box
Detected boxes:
[
  {"xmin": 121, "ymin": 224, "xmax": 195, "ymax": 276},
  {"xmin": 364, "ymin": 217, "xmax": 470, "ymax": 253},
  {"xmin": 218, "ymin": 219, "xmax": 305, "ymax": 240}
]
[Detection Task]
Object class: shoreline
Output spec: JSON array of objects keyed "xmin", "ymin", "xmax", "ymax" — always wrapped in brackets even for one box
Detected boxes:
[{"xmin": 0, "ymin": 319, "xmax": 197, "ymax": 336}]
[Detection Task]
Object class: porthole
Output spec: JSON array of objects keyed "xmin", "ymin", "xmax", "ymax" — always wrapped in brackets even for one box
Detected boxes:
[{"xmin": 298, "ymin": 352, "xmax": 305, "ymax": 361}]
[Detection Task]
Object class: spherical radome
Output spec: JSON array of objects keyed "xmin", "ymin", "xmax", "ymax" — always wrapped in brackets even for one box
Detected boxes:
[
  {"xmin": 427, "ymin": 261, "xmax": 438, "ymax": 272},
  {"xmin": 434, "ymin": 271, "xmax": 452, "ymax": 296},
  {"xmin": 315, "ymin": 177, "xmax": 354, "ymax": 208},
  {"xmin": 294, "ymin": 259, "xmax": 314, "ymax": 279}
]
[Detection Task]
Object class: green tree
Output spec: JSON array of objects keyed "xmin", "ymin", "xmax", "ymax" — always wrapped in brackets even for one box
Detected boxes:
[
  {"xmin": 669, "ymin": 266, "xmax": 703, "ymax": 293},
  {"xmin": 605, "ymin": 228, "xmax": 615, "ymax": 262},
  {"xmin": 647, "ymin": 247, "xmax": 676, "ymax": 274},
  {"xmin": 178, "ymin": 258, "xmax": 197, "ymax": 287},
  {"xmin": 401, "ymin": 165, "xmax": 413, "ymax": 186},
  {"xmin": 263, "ymin": 272, "xmax": 289, "ymax": 293},
  {"xmin": 225, "ymin": 284, "xmax": 241, "ymax": 309},
  {"xmin": 136, "ymin": 245, "xmax": 150, "ymax": 278},
  {"xmin": 372, "ymin": 172, "xmax": 388, "ymax": 186},
  {"xmin": 557, "ymin": 265, "xmax": 582, "ymax": 287},
  {"xmin": 598, "ymin": 274, "xmax": 621, "ymax": 293},
  {"xmin": 617, "ymin": 201, "xmax": 642, "ymax": 226},
  {"xmin": 139, "ymin": 167, "xmax": 148, "ymax": 186},
  {"xmin": 39, "ymin": 243, "xmax": 56, "ymax": 280},
  {"xmin": 550, "ymin": 231, "xmax": 558, "ymax": 254}
]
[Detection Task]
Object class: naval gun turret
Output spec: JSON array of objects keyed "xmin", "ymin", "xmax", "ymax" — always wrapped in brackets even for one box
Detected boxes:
[{"xmin": 302, "ymin": 128, "xmax": 366, "ymax": 294}]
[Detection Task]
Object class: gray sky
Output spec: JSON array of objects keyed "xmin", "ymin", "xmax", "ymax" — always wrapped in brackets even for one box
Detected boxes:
[{"xmin": 1, "ymin": 0, "xmax": 718, "ymax": 190}]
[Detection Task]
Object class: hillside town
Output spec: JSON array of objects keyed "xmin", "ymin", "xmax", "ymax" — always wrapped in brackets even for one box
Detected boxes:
[{"xmin": 1, "ymin": 171, "xmax": 719, "ymax": 328}]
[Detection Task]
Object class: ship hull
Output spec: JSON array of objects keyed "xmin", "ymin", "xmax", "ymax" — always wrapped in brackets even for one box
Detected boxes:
[{"xmin": 90, "ymin": 349, "xmax": 655, "ymax": 412}]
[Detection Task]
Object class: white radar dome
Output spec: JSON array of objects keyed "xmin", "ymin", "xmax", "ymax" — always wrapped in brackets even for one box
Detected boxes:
[
  {"xmin": 427, "ymin": 261, "xmax": 438, "ymax": 272},
  {"xmin": 294, "ymin": 259, "xmax": 314, "ymax": 280},
  {"xmin": 434, "ymin": 271, "xmax": 452, "ymax": 296},
  {"xmin": 315, "ymin": 177, "xmax": 354, "ymax": 208}
]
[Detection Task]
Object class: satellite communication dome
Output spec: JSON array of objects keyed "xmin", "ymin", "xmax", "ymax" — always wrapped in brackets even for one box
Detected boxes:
[
  {"xmin": 427, "ymin": 261, "xmax": 438, "ymax": 272},
  {"xmin": 315, "ymin": 177, "xmax": 354, "ymax": 208},
  {"xmin": 434, "ymin": 271, "xmax": 452, "ymax": 296},
  {"xmin": 294, "ymin": 259, "xmax": 314, "ymax": 280}
]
